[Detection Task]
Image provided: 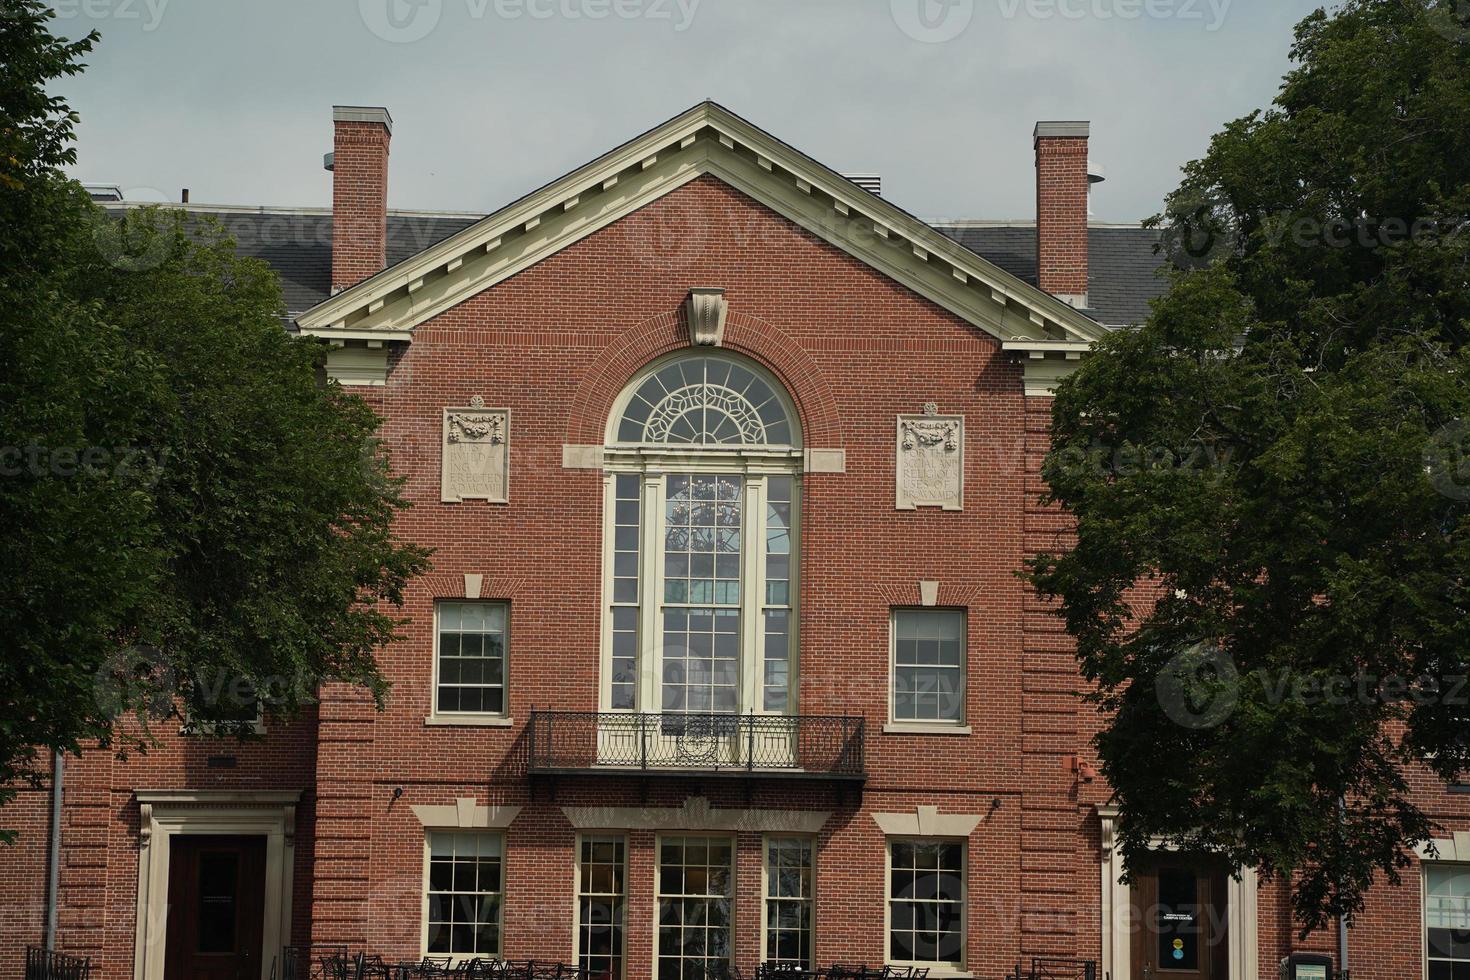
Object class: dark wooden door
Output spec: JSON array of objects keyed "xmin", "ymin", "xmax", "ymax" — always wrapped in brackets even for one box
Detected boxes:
[
  {"xmin": 1130, "ymin": 855, "xmax": 1229, "ymax": 980},
  {"xmin": 165, "ymin": 835, "xmax": 267, "ymax": 980}
]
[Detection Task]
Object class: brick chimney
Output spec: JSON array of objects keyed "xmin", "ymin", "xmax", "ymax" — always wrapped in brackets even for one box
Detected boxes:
[
  {"xmin": 329, "ymin": 106, "xmax": 392, "ymax": 294},
  {"xmin": 1034, "ymin": 121, "xmax": 1091, "ymax": 309}
]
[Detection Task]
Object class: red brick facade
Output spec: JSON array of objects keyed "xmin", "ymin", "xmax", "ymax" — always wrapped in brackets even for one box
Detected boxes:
[{"xmin": 2, "ymin": 145, "xmax": 1466, "ymax": 980}]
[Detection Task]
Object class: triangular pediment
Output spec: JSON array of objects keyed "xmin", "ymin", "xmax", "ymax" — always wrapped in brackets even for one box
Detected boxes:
[{"xmin": 295, "ymin": 102, "xmax": 1105, "ymax": 357}]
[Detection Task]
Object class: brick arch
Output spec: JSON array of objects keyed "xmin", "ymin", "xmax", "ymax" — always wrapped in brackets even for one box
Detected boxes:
[{"xmin": 565, "ymin": 308, "xmax": 843, "ymax": 447}]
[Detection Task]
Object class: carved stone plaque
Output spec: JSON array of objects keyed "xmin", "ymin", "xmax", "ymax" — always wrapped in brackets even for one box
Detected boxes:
[
  {"xmin": 441, "ymin": 397, "xmax": 509, "ymax": 504},
  {"xmin": 896, "ymin": 404, "xmax": 963, "ymax": 511}
]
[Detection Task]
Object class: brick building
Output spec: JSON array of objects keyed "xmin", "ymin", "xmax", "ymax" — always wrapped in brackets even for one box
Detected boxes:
[{"xmin": 2, "ymin": 102, "xmax": 1463, "ymax": 980}]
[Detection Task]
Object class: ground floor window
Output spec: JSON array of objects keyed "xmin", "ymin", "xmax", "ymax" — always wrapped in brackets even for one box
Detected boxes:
[
  {"xmin": 425, "ymin": 832, "xmax": 503, "ymax": 957},
  {"xmin": 657, "ymin": 836, "xmax": 734, "ymax": 980},
  {"xmin": 1427, "ymin": 865, "xmax": 1470, "ymax": 980},
  {"xmin": 887, "ymin": 839, "xmax": 964, "ymax": 968},
  {"xmin": 578, "ymin": 835, "xmax": 627, "ymax": 980},
  {"xmin": 764, "ymin": 836, "xmax": 814, "ymax": 967}
]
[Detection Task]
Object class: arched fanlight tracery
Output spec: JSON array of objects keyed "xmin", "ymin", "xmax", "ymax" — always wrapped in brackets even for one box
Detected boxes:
[{"xmin": 613, "ymin": 355, "xmax": 797, "ymax": 448}]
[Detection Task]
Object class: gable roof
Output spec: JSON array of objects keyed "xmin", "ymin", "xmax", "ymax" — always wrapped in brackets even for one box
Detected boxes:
[{"xmin": 292, "ymin": 102, "xmax": 1116, "ymax": 355}]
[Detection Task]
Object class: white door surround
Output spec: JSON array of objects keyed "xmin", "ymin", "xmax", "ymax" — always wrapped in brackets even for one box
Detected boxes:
[
  {"xmin": 132, "ymin": 789, "xmax": 300, "ymax": 980},
  {"xmin": 1097, "ymin": 805, "xmax": 1258, "ymax": 980}
]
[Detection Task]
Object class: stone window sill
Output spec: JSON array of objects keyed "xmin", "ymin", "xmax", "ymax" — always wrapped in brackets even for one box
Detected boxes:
[
  {"xmin": 882, "ymin": 722, "xmax": 972, "ymax": 736},
  {"xmin": 424, "ymin": 714, "xmax": 515, "ymax": 728}
]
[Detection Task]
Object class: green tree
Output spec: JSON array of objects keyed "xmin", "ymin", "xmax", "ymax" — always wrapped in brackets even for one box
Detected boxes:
[
  {"xmin": 0, "ymin": 1, "xmax": 430, "ymax": 830},
  {"xmin": 1028, "ymin": 0, "xmax": 1470, "ymax": 932}
]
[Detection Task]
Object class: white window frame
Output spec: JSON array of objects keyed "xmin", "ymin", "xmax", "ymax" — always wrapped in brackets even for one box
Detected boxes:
[
  {"xmin": 420, "ymin": 830, "xmax": 505, "ymax": 962},
  {"xmin": 888, "ymin": 608, "xmax": 968, "ymax": 728},
  {"xmin": 883, "ymin": 836, "xmax": 967, "ymax": 971},
  {"xmin": 574, "ymin": 832, "xmax": 628, "ymax": 980},
  {"xmin": 1424, "ymin": 861, "xmax": 1470, "ymax": 980},
  {"xmin": 429, "ymin": 600, "xmax": 512, "ymax": 726},
  {"xmin": 653, "ymin": 834, "xmax": 737, "ymax": 980},
  {"xmin": 762, "ymin": 834, "xmax": 816, "ymax": 968},
  {"xmin": 600, "ymin": 353, "xmax": 804, "ymax": 718}
]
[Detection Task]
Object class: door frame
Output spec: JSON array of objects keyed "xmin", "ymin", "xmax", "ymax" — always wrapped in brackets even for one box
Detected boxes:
[
  {"xmin": 1097, "ymin": 805, "xmax": 1258, "ymax": 980},
  {"xmin": 133, "ymin": 790, "xmax": 300, "ymax": 980}
]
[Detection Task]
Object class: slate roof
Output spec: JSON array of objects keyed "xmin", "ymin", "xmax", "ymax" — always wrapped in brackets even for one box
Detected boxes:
[
  {"xmin": 106, "ymin": 204, "xmax": 1167, "ymax": 328},
  {"xmin": 934, "ymin": 223, "xmax": 1169, "ymax": 327}
]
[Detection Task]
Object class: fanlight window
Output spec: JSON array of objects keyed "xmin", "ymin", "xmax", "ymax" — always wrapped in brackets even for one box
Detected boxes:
[{"xmin": 615, "ymin": 355, "xmax": 795, "ymax": 447}]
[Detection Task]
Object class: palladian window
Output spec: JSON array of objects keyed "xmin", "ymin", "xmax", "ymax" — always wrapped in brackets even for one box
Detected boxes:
[{"xmin": 601, "ymin": 353, "xmax": 802, "ymax": 722}]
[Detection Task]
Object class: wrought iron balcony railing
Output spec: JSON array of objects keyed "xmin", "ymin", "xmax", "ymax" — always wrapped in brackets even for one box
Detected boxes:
[{"xmin": 527, "ymin": 711, "xmax": 866, "ymax": 781}]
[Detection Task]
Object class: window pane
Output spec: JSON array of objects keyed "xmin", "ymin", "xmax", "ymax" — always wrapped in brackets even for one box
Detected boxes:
[
  {"xmin": 765, "ymin": 837, "xmax": 814, "ymax": 967},
  {"xmin": 579, "ymin": 836, "xmax": 626, "ymax": 980},
  {"xmin": 889, "ymin": 838, "xmax": 964, "ymax": 968},
  {"xmin": 1428, "ymin": 866, "xmax": 1470, "ymax": 973},
  {"xmin": 893, "ymin": 611, "xmax": 965, "ymax": 722},
  {"xmin": 425, "ymin": 832, "xmax": 503, "ymax": 957},
  {"xmin": 658, "ymin": 837, "xmax": 734, "ymax": 980},
  {"xmin": 436, "ymin": 602, "xmax": 508, "ymax": 716}
]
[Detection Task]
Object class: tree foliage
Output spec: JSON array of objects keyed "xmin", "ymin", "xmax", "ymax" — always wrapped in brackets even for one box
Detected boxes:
[
  {"xmin": 0, "ymin": 1, "xmax": 430, "ymax": 829},
  {"xmin": 1028, "ymin": 0, "xmax": 1470, "ymax": 932}
]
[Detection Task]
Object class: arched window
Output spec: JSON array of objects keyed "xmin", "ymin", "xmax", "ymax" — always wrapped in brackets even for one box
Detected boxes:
[
  {"xmin": 613, "ymin": 354, "xmax": 797, "ymax": 447},
  {"xmin": 602, "ymin": 353, "xmax": 802, "ymax": 720}
]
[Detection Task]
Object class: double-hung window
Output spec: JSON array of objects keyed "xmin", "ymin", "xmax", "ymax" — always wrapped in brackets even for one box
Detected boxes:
[
  {"xmin": 888, "ymin": 838, "xmax": 965, "ymax": 968},
  {"xmin": 891, "ymin": 609, "xmax": 966, "ymax": 725},
  {"xmin": 424, "ymin": 832, "xmax": 503, "ymax": 958},
  {"xmin": 1427, "ymin": 865, "xmax": 1470, "ymax": 980},
  {"xmin": 764, "ymin": 836, "xmax": 815, "ymax": 967},
  {"xmin": 657, "ymin": 835, "xmax": 734, "ymax": 980},
  {"xmin": 435, "ymin": 602, "xmax": 508, "ymax": 718},
  {"xmin": 602, "ymin": 354, "xmax": 802, "ymax": 720},
  {"xmin": 577, "ymin": 835, "xmax": 627, "ymax": 980}
]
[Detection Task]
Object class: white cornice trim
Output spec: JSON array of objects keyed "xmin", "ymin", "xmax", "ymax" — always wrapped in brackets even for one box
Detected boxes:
[
  {"xmin": 561, "ymin": 795, "xmax": 829, "ymax": 834},
  {"xmin": 294, "ymin": 102, "xmax": 1105, "ymax": 358}
]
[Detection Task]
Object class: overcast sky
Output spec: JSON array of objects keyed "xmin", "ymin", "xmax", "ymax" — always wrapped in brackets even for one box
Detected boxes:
[{"xmin": 57, "ymin": 0, "xmax": 1326, "ymax": 224}]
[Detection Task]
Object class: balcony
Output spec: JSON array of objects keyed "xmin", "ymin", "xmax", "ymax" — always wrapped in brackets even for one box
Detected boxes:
[{"xmin": 526, "ymin": 711, "xmax": 866, "ymax": 783}]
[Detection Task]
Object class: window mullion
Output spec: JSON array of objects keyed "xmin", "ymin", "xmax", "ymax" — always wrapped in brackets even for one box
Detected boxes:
[
  {"xmin": 741, "ymin": 478, "xmax": 764, "ymax": 715},
  {"xmin": 599, "ymin": 474, "xmax": 616, "ymax": 711},
  {"xmin": 640, "ymin": 472, "xmax": 663, "ymax": 715}
]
